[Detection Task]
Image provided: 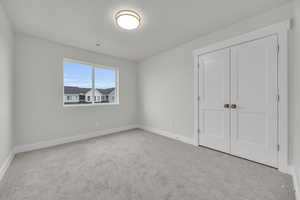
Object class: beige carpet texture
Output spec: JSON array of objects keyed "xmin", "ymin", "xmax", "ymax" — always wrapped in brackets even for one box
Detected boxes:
[{"xmin": 0, "ymin": 129, "xmax": 295, "ymax": 200}]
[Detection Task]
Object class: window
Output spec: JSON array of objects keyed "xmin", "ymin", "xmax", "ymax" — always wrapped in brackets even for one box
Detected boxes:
[
  {"xmin": 64, "ymin": 58, "xmax": 118, "ymax": 106},
  {"xmin": 94, "ymin": 67, "xmax": 116, "ymax": 104}
]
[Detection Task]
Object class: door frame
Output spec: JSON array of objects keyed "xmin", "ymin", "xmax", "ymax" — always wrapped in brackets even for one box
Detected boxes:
[{"xmin": 193, "ymin": 20, "xmax": 291, "ymax": 173}]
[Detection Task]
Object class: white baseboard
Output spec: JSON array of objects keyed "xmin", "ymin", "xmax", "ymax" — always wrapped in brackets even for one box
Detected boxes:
[
  {"xmin": 14, "ymin": 125, "xmax": 138, "ymax": 154},
  {"xmin": 289, "ymin": 166, "xmax": 300, "ymax": 200},
  {"xmin": 139, "ymin": 125, "xmax": 194, "ymax": 145},
  {"xmin": 0, "ymin": 151, "xmax": 15, "ymax": 182}
]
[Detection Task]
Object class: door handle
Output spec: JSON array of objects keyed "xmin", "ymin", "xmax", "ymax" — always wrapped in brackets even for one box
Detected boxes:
[
  {"xmin": 231, "ymin": 104, "xmax": 237, "ymax": 109},
  {"xmin": 224, "ymin": 104, "xmax": 230, "ymax": 108}
]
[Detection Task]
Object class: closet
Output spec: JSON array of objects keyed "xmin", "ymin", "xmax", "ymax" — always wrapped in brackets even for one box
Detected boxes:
[{"xmin": 196, "ymin": 35, "xmax": 278, "ymax": 167}]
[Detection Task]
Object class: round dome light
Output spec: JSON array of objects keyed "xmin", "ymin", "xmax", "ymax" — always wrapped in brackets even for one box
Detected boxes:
[{"xmin": 115, "ymin": 10, "xmax": 141, "ymax": 30}]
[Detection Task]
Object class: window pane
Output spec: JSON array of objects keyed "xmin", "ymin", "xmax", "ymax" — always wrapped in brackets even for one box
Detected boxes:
[
  {"xmin": 64, "ymin": 61, "xmax": 92, "ymax": 105},
  {"xmin": 95, "ymin": 67, "xmax": 116, "ymax": 104}
]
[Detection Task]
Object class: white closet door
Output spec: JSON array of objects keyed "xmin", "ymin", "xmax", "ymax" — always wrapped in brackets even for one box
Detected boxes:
[
  {"xmin": 198, "ymin": 49, "xmax": 230, "ymax": 153},
  {"xmin": 230, "ymin": 36, "xmax": 278, "ymax": 167}
]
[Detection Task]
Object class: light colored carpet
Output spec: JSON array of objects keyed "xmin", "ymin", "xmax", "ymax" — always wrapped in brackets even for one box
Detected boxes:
[{"xmin": 0, "ymin": 129, "xmax": 295, "ymax": 200}]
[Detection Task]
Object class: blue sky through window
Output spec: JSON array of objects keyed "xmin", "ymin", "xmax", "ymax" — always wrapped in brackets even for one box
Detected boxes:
[
  {"xmin": 64, "ymin": 61, "xmax": 115, "ymax": 89},
  {"xmin": 95, "ymin": 67, "xmax": 116, "ymax": 89}
]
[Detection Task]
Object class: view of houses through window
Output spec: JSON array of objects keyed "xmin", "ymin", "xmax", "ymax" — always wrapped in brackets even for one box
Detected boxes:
[{"xmin": 64, "ymin": 59, "xmax": 118, "ymax": 105}]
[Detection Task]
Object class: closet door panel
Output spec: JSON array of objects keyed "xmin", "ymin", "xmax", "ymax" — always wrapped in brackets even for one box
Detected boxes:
[
  {"xmin": 230, "ymin": 36, "xmax": 278, "ymax": 167},
  {"xmin": 198, "ymin": 48, "xmax": 230, "ymax": 153}
]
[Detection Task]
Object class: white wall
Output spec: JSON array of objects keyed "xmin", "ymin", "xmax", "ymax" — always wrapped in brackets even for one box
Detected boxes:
[
  {"xmin": 138, "ymin": 3, "xmax": 292, "ymax": 151},
  {"xmin": 0, "ymin": 3, "xmax": 14, "ymax": 167},
  {"xmin": 14, "ymin": 33, "xmax": 138, "ymax": 146},
  {"xmin": 291, "ymin": 0, "xmax": 300, "ymax": 178}
]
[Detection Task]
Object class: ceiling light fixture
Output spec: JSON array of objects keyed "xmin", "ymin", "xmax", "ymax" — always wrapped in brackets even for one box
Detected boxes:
[{"xmin": 115, "ymin": 10, "xmax": 141, "ymax": 30}]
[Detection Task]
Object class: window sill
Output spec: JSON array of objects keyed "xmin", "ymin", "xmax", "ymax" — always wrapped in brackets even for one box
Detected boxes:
[{"xmin": 63, "ymin": 103, "xmax": 119, "ymax": 108}]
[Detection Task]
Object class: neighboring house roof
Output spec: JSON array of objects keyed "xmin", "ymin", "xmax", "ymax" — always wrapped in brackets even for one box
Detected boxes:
[
  {"xmin": 97, "ymin": 88, "xmax": 115, "ymax": 95},
  {"xmin": 64, "ymin": 86, "xmax": 115, "ymax": 95},
  {"xmin": 64, "ymin": 86, "xmax": 91, "ymax": 94}
]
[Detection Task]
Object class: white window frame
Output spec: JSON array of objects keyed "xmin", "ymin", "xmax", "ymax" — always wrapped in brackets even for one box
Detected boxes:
[{"xmin": 63, "ymin": 58, "xmax": 119, "ymax": 107}]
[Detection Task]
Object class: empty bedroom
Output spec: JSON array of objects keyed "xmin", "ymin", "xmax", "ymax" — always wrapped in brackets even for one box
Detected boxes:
[{"xmin": 0, "ymin": 0, "xmax": 300, "ymax": 199}]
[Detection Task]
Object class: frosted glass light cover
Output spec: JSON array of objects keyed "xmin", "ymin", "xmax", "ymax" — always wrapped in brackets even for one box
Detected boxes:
[{"xmin": 115, "ymin": 10, "xmax": 141, "ymax": 30}]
